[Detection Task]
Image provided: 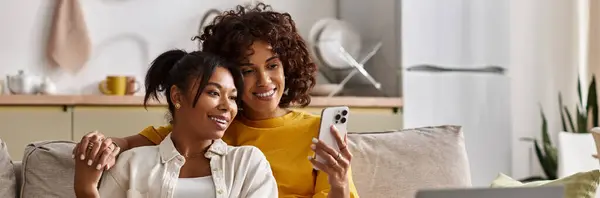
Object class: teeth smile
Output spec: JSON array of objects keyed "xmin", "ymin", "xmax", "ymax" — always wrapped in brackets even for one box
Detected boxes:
[
  {"xmin": 255, "ymin": 89, "xmax": 275, "ymax": 98},
  {"xmin": 209, "ymin": 116, "xmax": 227, "ymax": 124}
]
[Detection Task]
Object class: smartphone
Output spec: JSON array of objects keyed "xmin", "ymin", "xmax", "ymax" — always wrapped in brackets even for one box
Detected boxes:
[{"xmin": 313, "ymin": 106, "xmax": 350, "ymax": 169}]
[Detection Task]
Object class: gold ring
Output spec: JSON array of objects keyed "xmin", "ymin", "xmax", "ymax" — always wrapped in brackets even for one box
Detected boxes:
[
  {"xmin": 107, "ymin": 143, "xmax": 115, "ymax": 151},
  {"xmin": 87, "ymin": 144, "xmax": 94, "ymax": 151}
]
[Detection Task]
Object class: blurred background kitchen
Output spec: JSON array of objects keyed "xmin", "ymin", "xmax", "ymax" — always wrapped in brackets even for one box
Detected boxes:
[
  {"xmin": 5, "ymin": 0, "xmax": 600, "ymax": 187},
  {"xmin": 0, "ymin": 0, "xmax": 403, "ymax": 164}
]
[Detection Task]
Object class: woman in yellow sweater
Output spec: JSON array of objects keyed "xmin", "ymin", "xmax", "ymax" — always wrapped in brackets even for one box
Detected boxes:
[{"xmin": 73, "ymin": 3, "xmax": 359, "ymax": 198}]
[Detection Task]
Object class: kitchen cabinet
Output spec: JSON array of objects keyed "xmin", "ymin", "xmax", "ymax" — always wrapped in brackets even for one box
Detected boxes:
[
  {"xmin": 0, "ymin": 107, "xmax": 72, "ymax": 161},
  {"xmin": 72, "ymin": 106, "xmax": 169, "ymax": 140},
  {"xmin": 0, "ymin": 104, "xmax": 402, "ymax": 161}
]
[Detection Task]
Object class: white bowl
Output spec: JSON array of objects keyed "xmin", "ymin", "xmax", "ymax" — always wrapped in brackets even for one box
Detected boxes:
[{"xmin": 309, "ymin": 18, "xmax": 362, "ymax": 69}]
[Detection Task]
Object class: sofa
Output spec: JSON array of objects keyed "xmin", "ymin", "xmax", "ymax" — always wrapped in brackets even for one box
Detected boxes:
[{"xmin": 0, "ymin": 125, "xmax": 472, "ymax": 198}]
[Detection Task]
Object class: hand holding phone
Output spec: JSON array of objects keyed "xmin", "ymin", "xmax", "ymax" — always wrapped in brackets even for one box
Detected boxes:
[{"xmin": 311, "ymin": 106, "xmax": 350, "ymax": 170}]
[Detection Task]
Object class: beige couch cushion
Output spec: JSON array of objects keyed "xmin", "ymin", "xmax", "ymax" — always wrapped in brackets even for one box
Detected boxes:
[
  {"xmin": 348, "ymin": 125, "xmax": 472, "ymax": 198},
  {"xmin": 0, "ymin": 139, "xmax": 16, "ymax": 198},
  {"xmin": 21, "ymin": 140, "xmax": 76, "ymax": 198}
]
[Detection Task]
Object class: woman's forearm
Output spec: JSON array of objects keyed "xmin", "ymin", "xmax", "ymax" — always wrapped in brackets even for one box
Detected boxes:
[
  {"xmin": 74, "ymin": 155, "xmax": 103, "ymax": 198},
  {"xmin": 111, "ymin": 134, "xmax": 155, "ymax": 153},
  {"xmin": 110, "ymin": 137, "xmax": 129, "ymax": 152},
  {"xmin": 327, "ymin": 186, "xmax": 350, "ymax": 198},
  {"xmin": 121, "ymin": 134, "xmax": 155, "ymax": 152},
  {"xmin": 74, "ymin": 184, "xmax": 100, "ymax": 198}
]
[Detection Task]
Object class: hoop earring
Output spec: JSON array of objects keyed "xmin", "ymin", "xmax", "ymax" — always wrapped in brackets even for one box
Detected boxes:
[{"xmin": 175, "ymin": 103, "xmax": 181, "ymax": 109}]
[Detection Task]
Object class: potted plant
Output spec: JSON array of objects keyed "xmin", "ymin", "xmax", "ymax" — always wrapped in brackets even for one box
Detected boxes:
[
  {"xmin": 521, "ymin": 75, "xmax": 597, "ymax": 181},
  {"xmin": 520, "ymin": 109, "xmax": 558, "ymax": 180},
  {"xmin": 560, "ymin": 75, "xmax": 597, "ymax": 134}
]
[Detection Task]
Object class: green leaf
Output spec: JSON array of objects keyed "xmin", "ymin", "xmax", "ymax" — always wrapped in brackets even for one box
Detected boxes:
[
  {"xmin": 538, "ymin": 108, "xmax": 558, "ymax": 179},
  {"xmin": 577, "ymin": 107, "xmax": 582, "ymax": 132},
  {"xmin": 559, "ymin": 93, "xmax": 568, "ymax": 132},
  {"xmin": 579, "ymin": 76, "xmax": 583, "ymax": 106},
  {"xmin": 565, "ymin": 107, "xmax": 576, "ymax": 133},
  {"xmin": 587, "ymin": 75, "xmax": 598, "ymax": 132},
  {"xmin": 520, "ymin": 137, "xmax": 536, "ymax": 142},
  {"xmin": 576, "ymin": 106, "xmax": 585, "ymax": 133},
  {"xmin": 543, "ymin": 143, "xmax": 558, "ymax": 179},
  {"xmin": 534, "ymin": 140, "xmax": 557, "ymax": 179},
  {"xmin": 541, "ymin": 109, "xmax": 551, "ymax": 145},
  {"xmin": 532, "ymin": 140, "xmax": 547, "ymax": 176}
]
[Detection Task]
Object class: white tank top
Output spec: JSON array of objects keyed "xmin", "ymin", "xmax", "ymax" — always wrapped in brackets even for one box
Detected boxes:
[{"xmin": 174, "ymin": 176, "xmax": 216, "ymax": 198}]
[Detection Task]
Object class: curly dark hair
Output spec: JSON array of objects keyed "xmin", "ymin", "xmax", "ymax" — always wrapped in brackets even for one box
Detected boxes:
[{"xmin": 194, "ymin": 3, "xmax": 317, "ymax": 108}]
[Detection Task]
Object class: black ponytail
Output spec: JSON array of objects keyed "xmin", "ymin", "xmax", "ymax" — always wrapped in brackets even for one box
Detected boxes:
[
  {"xmin": 144, "ymin": 49, "xmax": 187, "ymax": 111},
  {"xmin": 143, "ymin": 49, "xmax": 244, "ymax": 123}
]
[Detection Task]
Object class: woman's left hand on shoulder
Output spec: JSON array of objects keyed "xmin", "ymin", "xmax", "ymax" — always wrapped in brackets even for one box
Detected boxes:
[
  {"xmin": 73, "ymin": 131, "xmax": 120, "ymax": 192},
  {"xmin": 309, "ymin": 125, "xmax": 353, "ymax": 190}
]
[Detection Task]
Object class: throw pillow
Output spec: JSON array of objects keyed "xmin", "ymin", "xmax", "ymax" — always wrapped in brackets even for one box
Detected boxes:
[
  {"xmin": 0, "ymin": 138, "xmax": 17, "ymax": 198},
  {"xmin": 491, "ymin": 170, "xmax": 600, "ymax": 198},
  {"xmin": 348, "ymin": 125, "xmax": 472, "ymax": 198},
  {"xmin": 21, "ymin": 140, "xmax": 76, "ymax": 198}
]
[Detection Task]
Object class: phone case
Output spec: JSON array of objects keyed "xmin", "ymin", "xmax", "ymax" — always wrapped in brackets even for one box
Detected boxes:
[{"xmin": 314, "ymin": 106, "xmax": 350, "ymax": 169}]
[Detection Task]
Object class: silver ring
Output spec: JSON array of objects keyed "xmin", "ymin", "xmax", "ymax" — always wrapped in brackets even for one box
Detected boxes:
[{"xmin": 336, "ymin": 152, "xmax": 341, "ymax": 160}]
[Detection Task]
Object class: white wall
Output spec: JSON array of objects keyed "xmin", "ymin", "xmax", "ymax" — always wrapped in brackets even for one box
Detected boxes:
[{"xmin": 0, "ymin": 0, "xmax": 336, "ymax": 95}]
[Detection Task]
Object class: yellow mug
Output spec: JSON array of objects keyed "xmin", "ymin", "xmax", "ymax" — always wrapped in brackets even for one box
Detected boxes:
[{"xmin": 99, "ymin": 76, "xmax": 127, "ymax": 95}]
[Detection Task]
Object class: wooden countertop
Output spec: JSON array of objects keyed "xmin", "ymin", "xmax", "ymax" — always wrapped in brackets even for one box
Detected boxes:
[{"xmin": 0, "ymin": 95, "xmax": 402, "ymax": 108}]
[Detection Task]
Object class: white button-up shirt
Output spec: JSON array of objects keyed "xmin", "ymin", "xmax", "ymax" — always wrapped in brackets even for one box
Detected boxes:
[{"xmin": 98, "ymin": 134, "xmax": 278, "ymax": 198}]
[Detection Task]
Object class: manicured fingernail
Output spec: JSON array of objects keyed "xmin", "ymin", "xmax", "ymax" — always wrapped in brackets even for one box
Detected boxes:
[
  {"xmin": 80, "ymin": 155, "xmax": 85, "ymax": 160},
  {"xmin": 87, "ymin": 160, "xmax": 92, "ymax": 166},
  {"xmin": 307, "ymin": 156, "xmax": 313, "ymax": 160},
  {"xmin": 310, "ymin": 144, "xmax": 316, "ymax": 150},
  {"xmin": 96, "ymin": 164, "xmax": 102, "ymax": 170},
  {"xmin": 312, "ymin": 138, "xmax": 318, "ymax": 143},
  {"xmin": 331, "ymin": 125, "xmax": 337, "ymax": 130},
  {"xmin": 71, "ymin": 154, "xmax": 74, "ymax": 159}
]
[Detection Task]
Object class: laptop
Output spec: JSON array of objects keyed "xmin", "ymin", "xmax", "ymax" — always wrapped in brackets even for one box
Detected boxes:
[{"xmin": 416, "ymin": 186, "xmax": 565, "ymax": 198}]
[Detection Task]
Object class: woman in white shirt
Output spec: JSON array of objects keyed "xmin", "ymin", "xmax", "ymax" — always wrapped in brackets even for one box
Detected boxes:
[{"xmin": 73, "ymin": 50, "xmax": 278, "ymax": 198}]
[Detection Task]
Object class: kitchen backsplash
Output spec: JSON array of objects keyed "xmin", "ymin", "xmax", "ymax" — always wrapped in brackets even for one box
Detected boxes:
[{"xmin": 0, "ymin": 0, "xmax": 336, "ymax": 95}]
